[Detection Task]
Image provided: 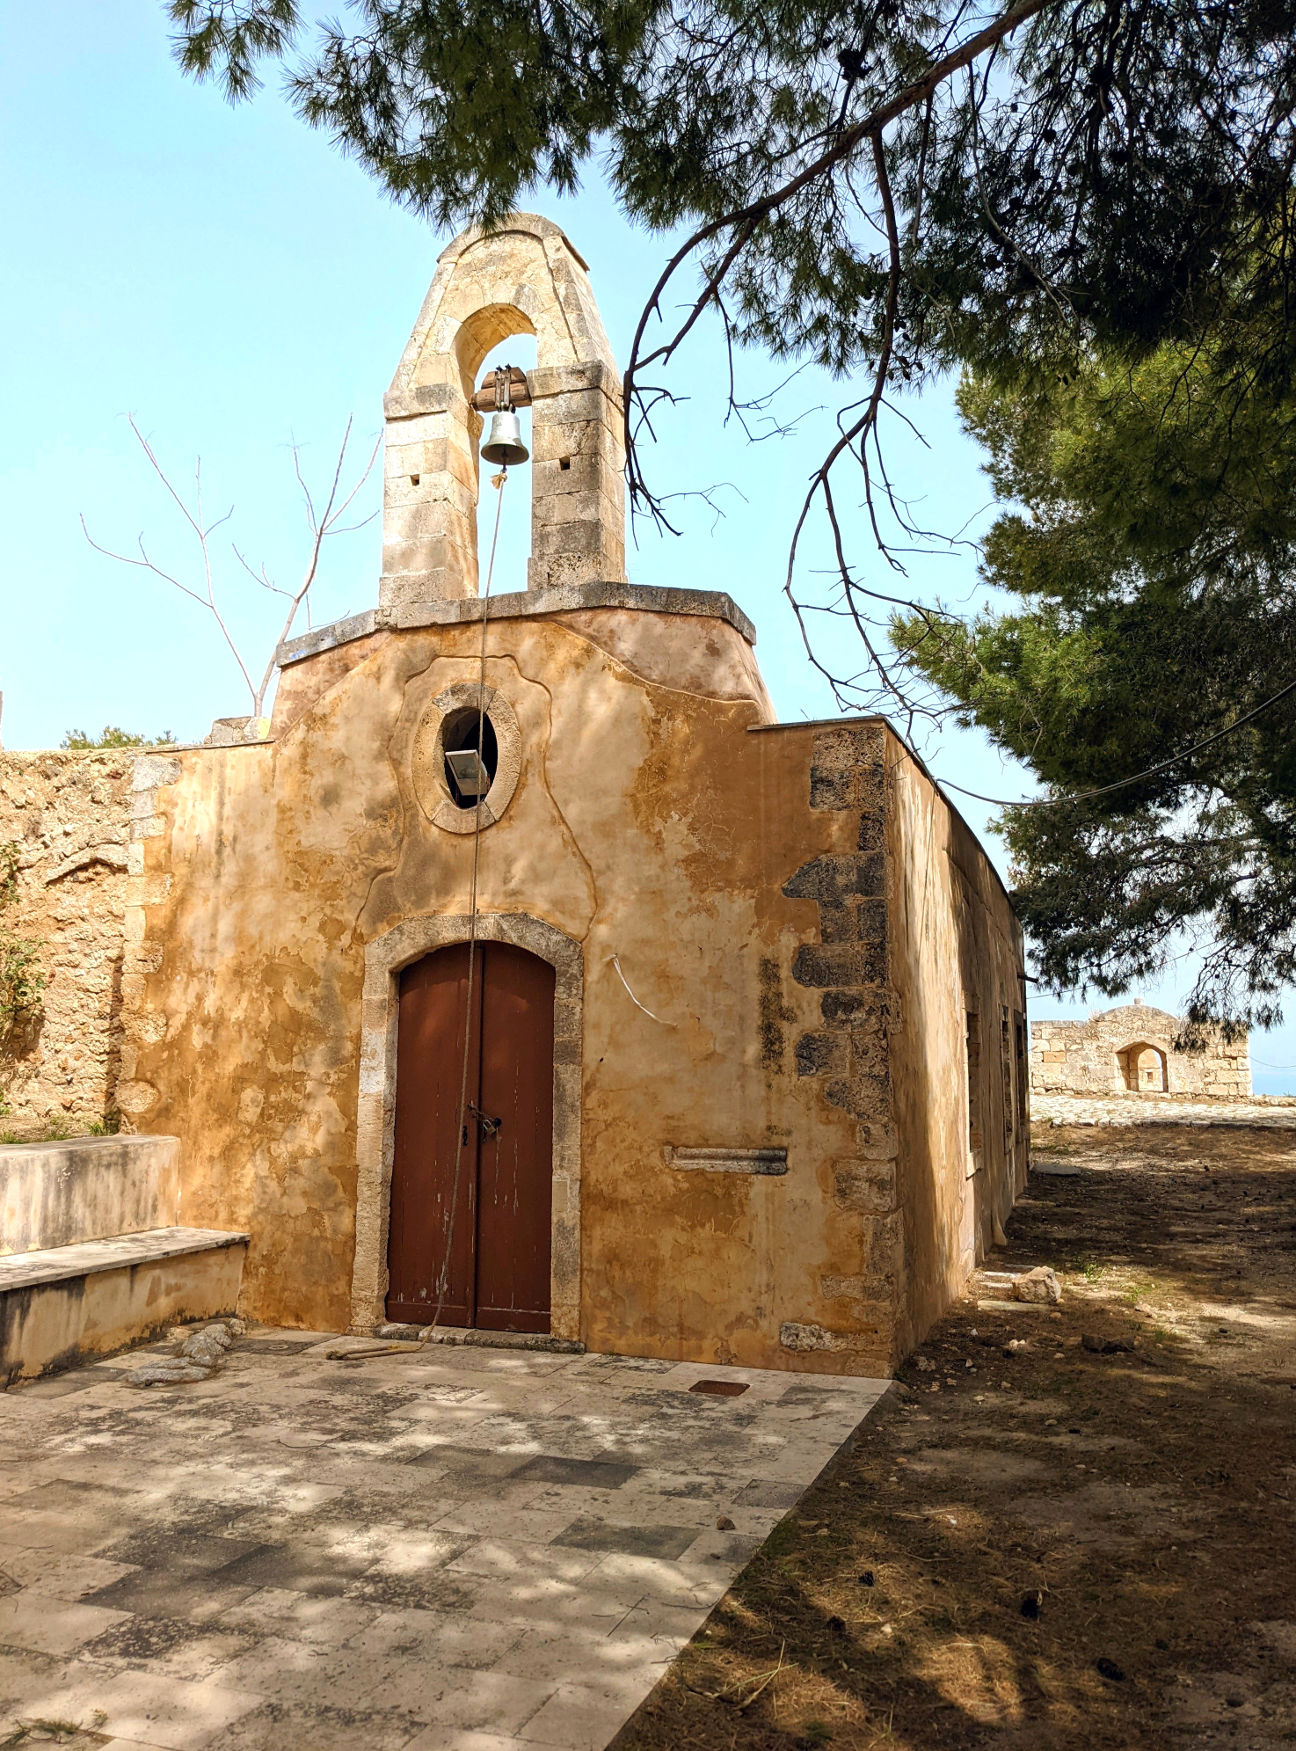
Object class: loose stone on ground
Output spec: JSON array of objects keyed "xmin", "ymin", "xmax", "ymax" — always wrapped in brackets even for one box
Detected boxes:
[{"xmin": 127, "ymin": 1318, "xmax": 245, "ymax": 1388}]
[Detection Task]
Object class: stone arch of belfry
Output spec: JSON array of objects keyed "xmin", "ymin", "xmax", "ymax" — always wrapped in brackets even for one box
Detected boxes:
[{"xmin": 379, "ymin": 212, "xmax": 627, "ymax": 611}]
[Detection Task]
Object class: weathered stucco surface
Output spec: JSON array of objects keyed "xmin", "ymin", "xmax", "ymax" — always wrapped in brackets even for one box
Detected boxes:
[
  {"xmin": 0, "ymin": 752, "xmax": 136, "ymax": 1136},
  {"xmin": 119, "ymin": 608, "xmax": 868, "ymax": 1357},
  {"xmin": 43, "ymin": 597, "xmax": 1023, "ymax": 1372},
  {"xmin": 1030, "ymin": 1003, "xmax": 1251, "ymax": 1099}
]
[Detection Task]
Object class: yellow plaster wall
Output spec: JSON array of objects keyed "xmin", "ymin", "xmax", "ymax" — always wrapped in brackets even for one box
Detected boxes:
[
  {"xmin": 123, "ymin": 611, "xmax": 889, "ymax": 1366},
  {"xmin": 109, "ymin": 618, "xmax": 1024, "ymax": 1371},
  {"xmin": 884, "ymin": 733, "xmax": 1027, "ymax": 1356}
]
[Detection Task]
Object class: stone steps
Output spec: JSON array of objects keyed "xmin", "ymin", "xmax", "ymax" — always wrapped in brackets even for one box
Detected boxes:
[{"xmin": 1, "ymin": 1137, "xmax": 249, "ymax": 1385}]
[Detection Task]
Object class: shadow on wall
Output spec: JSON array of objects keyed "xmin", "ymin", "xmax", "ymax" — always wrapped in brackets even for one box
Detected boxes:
[
  {"xmin": 1, "ymin": 1007, "xmax": 47, "ymax": 1137},
  {"xmin": 888, "ymin": 786, "xmax": 1026, "ymax": 1364},
  {"xmin": 958, "ymin": 889, "xmax": 1026, "ymax": 1274}
]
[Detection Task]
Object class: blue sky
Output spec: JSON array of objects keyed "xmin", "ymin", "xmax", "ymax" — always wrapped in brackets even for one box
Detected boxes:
[{"xmin": 3, "ymin": 1, "xmax": 1293, "ymax": 1090}]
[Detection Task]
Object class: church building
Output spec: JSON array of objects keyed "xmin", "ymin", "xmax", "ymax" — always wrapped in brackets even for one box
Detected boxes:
[{"xmin": 0, "ymin": 215, "xmax": 1026, "ymax": 1377}]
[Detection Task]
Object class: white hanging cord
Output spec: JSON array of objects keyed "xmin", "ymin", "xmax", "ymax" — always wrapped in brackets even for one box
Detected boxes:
[
  {"xmin": 610, "ymin": 953, "xmax": 673, "ymax": 1025},
  {"xmin": 332, "ymin": 469, "xmax": 509, "ymax": 1363},
  {"xmin": 428, "ymin": 466, "xmax": 508, "ymax": 1338}
]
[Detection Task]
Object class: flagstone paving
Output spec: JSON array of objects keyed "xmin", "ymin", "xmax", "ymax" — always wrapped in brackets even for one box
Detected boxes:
[
  {"xmin": 1032, "ymin": 1093, "xmax": 1296, "ymax": 1127},
  {"xmin": 0, "ymin": 1332, "xmax": 888, "ymax": 1750}
]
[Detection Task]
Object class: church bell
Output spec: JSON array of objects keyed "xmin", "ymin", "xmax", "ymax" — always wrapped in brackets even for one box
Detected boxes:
[{"xmin": 481, "ymin": 409, "xmax": 529, "ymax": 467}]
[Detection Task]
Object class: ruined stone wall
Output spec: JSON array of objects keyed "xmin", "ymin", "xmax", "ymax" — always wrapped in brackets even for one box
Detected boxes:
[
  {"xmin": 0, "ymin": 751, "xmax": 136, "ymax": 1137},
  {"xmin": 1030, "ymin": 1004, "xmax": 1251, "ymax": 1099}
]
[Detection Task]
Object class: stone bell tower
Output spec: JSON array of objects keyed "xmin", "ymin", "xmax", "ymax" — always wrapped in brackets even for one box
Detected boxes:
[{"xmin": 379, "ymin": 213, "xmax": 628, "ymax": 613}]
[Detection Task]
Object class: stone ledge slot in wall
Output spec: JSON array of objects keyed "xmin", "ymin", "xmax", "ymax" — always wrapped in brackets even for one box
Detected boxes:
[{"xmin": 665, "ymin": 1146, "xmax": 788, "ymax": 1174}]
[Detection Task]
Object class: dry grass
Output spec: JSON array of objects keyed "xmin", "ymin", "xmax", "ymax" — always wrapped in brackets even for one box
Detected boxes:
[{"xmin": 613, "ymin": 1123, "xmax": 1296, "ymax": 1750}]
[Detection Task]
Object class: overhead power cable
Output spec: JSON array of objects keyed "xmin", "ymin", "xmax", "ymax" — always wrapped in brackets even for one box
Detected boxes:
[{"xmin": 936, "ymin": 674, "xmax": 1296, "ymax": 811}]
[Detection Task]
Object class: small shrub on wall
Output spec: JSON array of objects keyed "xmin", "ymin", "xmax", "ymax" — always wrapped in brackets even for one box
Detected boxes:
[
  {"xmin": 0, "ymin": 841, "xmax": 44, "ymax": 1034},
  {"xmin": 61, "ymin": 727, "xmax": 176, "ymax": 750}
]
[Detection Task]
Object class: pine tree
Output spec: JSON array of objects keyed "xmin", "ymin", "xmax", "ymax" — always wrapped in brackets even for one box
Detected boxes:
[{"xmin": 897, "ymin": 346, "xmax": 1296, "ymax": 1030}]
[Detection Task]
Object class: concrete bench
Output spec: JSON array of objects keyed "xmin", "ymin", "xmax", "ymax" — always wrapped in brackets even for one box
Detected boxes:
[
  {"xmin": 1, "ymin": 1134, "xmax": 181, "ymax": 1253},
  {"xmin": 1, "ymin": 1226, "xmax": 248, "ymax": 1385}
]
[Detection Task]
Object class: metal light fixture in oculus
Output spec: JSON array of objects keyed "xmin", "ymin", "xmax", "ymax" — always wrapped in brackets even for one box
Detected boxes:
[{"xmin": 445, "ymin": 748, "xmax": 492, "ymax": 798}]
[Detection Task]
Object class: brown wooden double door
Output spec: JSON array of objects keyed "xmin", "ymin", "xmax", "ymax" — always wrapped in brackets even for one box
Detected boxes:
[{"xmin": 387, "ymin": 942, "xmax": 555, "ymax": 1332}]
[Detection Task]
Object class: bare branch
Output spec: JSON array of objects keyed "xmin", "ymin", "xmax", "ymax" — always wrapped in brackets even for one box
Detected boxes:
[
  {"xmin": 253, "ymin": 418, "xmax": 382, "ymax": 709},
  {"xmin": 232, "ymin": 544, "xmax": 291, "ymax": 597},
  {"xmin": 83, "ymin": 415, "xmax": 381, "ymax": 723},
  {"xmin": 622, "ymin": 0, "xmax": 1054, "ymax": 512},
  {"xmin": 617, "ymin": 0, "xmax": 1057, "ymax": 717}
]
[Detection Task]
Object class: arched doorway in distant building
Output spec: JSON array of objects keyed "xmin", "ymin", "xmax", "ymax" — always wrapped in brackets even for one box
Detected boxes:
[{"xmin": 1117, "ymin": 1040, "xmax": 1168, "ymax": 1093}]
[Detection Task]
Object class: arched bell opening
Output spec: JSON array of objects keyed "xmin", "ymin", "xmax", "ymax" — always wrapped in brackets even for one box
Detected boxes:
[
  {"xmin": 378, "ymin": 214, "xmax": 627, "ymax": 614},
  {"xmin": 469, "ymin": 327, "xmax": 538, "ymax": 597}
]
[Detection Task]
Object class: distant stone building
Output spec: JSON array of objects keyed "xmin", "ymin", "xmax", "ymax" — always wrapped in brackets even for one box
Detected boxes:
[{"xmin": 1030, "ymin": 1002, "xmax": 1251, "ymax": 1100}]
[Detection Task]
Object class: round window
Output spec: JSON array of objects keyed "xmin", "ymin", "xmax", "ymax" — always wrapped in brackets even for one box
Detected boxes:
[
  {"xmin": 441, "ymin": 707, "xmax": 499, "ymax": 809},
  {"xmin": 413, "ymin": 684, "xmax": 520, "ymax": 834}
]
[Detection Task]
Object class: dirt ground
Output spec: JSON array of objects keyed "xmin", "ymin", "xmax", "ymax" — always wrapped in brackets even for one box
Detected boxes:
[{"xmin": 614, "ymin": 1123, "xmax": 1296, "ymax": 1751}]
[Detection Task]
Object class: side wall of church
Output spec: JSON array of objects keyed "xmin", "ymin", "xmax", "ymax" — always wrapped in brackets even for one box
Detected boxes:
[
  {"xmin": 886, "ymin": 739, "xmax": 1028, "ymax": 1353},
  {"xmin": 0, "ymin": 751, "xmax": 137, "ymax": 1137}
]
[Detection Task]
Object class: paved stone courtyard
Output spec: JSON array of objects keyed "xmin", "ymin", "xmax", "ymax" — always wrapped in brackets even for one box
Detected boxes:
[
  {"xmin": 0, "ymin": 1331, "xmax": 888, "ymax": 1750},
  {"xmin": 1033, "ymin": 1093, "xmax": 1296, "ymax": 1128}
]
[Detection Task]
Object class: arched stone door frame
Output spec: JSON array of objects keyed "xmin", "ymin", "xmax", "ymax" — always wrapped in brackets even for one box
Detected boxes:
[
  {"xmin": 349, "ymin": 912, "xmax": 583, "ymax": 1338},
  {"xmin": 1116, "ymin": 1038, "xmax": 1170, "ymax": 1093}
]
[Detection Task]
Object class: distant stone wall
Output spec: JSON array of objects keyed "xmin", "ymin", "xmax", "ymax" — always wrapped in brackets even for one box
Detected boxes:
[
  {"xmin": 0, "ymin": 752, "xmax": 136, "ymax": 1136},
  {"xmin": 1030, "ymin": 1002, "xmax": 1251, "ymax": 1101}
]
